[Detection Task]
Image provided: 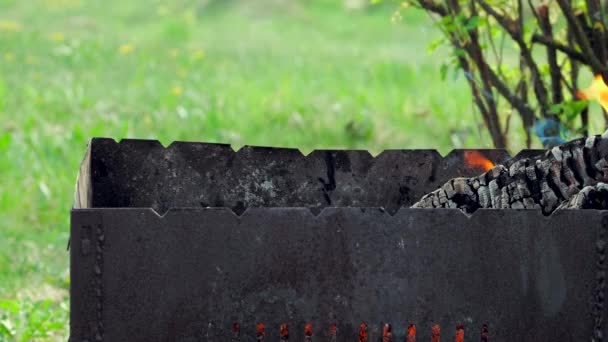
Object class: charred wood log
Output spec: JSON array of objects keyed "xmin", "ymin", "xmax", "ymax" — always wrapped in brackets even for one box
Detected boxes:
[{"xmin": 412, "ymin": 131, "xmax": 608, "ymax": 213}]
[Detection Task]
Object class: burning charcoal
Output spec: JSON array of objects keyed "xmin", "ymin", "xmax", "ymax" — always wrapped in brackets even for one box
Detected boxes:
[
  {"xmin": 572, "ymin": 146, "xmax": 592, "ymax": 186},
  {"xmin": 412, "ymin": 130, "xmax": 608, "ymax": 214},
  {"xmin": 557, "ymin": 182, "xmax": 608, "ymax": 209},
  {"xmin": 488, "ymin": 179, "xmax": 500, "ymax": 208},
  {"xmin": 438, "ymin": 189, "xmax": 448, "ymax": 204},
  {"xmin": 478, "ymin": 185, "xmax": 491, "ymax": 208}
]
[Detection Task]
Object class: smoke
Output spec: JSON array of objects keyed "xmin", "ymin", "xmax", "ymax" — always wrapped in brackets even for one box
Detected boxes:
[{"xmin": 533, "ymin": 118, "xmax": 567, "ymax": 149}]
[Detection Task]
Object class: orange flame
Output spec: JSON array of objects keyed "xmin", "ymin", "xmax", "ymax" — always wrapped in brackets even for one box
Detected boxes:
[
  {"xmin": 464, "ymin": 151, "xmax": 494, "ymax": 172},
  {"xmin": 577, "ymin": 74, "xmax": 608, "ymax": 112}
]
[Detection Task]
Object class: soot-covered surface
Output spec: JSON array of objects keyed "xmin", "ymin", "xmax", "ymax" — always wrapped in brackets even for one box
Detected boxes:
[
  {"xmin": 88, "ymin": 138, "xmax": 543, "ymax": 214},
  {"xmin": 70, "ymin": 208, "xmax": 608, "ymax": 341}
]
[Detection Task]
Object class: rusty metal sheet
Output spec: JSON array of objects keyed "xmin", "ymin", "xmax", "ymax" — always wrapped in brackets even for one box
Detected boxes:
[{"xmin": 70, "ymin": 207, "xmax": 608, "ymax": 341}]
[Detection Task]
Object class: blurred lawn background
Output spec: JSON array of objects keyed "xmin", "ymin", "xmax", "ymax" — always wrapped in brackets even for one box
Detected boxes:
[{"xmin": 0, "ymin": 0, "xmax": 581, "ymax": 340}]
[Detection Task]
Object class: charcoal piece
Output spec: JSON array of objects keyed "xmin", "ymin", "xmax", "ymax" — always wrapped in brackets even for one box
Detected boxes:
[
  {"xmin": 557, "ymin": 182, "xmax": 608, "ymax": 209},
  {"xmin": 412, "ymin": 131, "xmax": 608, "ymax": 214}
]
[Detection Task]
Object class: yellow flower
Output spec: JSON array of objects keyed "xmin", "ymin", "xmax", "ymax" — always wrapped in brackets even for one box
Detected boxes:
[
  {"xmin": 0, "ymin": 20, "xmax": 21, "ymax": 32},
  {"xmin": 118, "ymin": 44, "xmax": 134, "ymax": 55},
  {"xmin": 4, "ymin": 53, "xmax": 15, "ymax": 62},
  {"xmin": 50, "ymin": 32, "xmax": 65, "ymax": 42},
  {"xmin": 169, "ymin": 48, "xmax": 180, "ymax": 59},
  {"xmin": 171, "ymin": 86, "xmax": 183, "ymax": 96},
  {"xmin": 191, "ymin": 49, "xmax": 205, "ymax": 61}
]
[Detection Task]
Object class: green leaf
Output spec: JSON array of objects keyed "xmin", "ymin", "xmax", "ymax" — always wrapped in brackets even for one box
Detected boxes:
[
  {"xmin": 548, "ymin": 103, "xmax": 562, "ymax": 115},
  {"xmin": 0, "ymin": 319, "xmax": 15, "ymax": 337},
  {"xmin": 464, "ymin": 16, "xmax": 480, "ymax": 30},
  {"xmin": 440, "ymin": 63, "xmax": 449, "ymax": 81},
  {"xmin": 426, "ymin": 38, "xmax": 445, "ymax": 54},
  {"xmin": 0, "ymin": 300, "xmax": 20, "ymax": 314},
  {"xmin": 453, "ymin": 47, "xmax": 466, "ymax": 57}
]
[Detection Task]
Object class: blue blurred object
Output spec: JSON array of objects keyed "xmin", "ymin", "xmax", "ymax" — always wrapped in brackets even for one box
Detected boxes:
[{"xmin": 533, "ymin": 118, "xmax": 567, "ymax": 148}]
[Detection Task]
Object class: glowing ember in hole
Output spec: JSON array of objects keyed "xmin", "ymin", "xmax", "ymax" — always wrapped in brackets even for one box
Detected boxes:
[
  {"xmin": 431, "ymin": 324, "xmax": 441, "ymax": 342},
  {"xmin": 480, "ymin": 324, "xmax": 489, "ymax": 342},
  {"xmin": 358, "ymin": 323, "xmax": 368, "ymax": 342},
  {"xmin": 232, "ymin": 322, "xmax": 240, "ymax": 332},
  {"xmin": 382, "ymin": 323, "xmax": 392, "ymax": 342},
  {"xmin": 464, "ymin": 151, "xmax": 495, "ymax": 172},
  {"xmin": 304, "ymin": 323, "xmax": 313, "ymax": 336},
  {"xmin": 280, "ymin": 323, "xmax": 289, "ymax": 340},
  {"xmin": 329, "ymin": 323, "xmax": 337, "ymax": 336},
  {"xmin": 455, "ymin": 324, "xmax": 464, "ymax": 342},
  {"xmin": 256, "ymin": 323, "xmax": 265, "ymax": 338},
  {"xmin": 407, "ymin": 324, "xmax": 416, "ymax": 342}
]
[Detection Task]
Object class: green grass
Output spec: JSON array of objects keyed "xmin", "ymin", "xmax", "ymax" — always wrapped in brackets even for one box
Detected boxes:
[{"xmin": 0, "ymin": 0, "xmax": 595, "ymax": 340}]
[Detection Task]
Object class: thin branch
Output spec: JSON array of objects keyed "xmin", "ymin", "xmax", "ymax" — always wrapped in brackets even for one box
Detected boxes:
[
  {"xmin": 568, "ymin": 16, "xmax": 589, "ymax": 136},
  {"xmin": 476, "ymin": 0, "xmax": 551, "ymax": 115},
  {"xmin": 531, "ymin": 34, "xmax": 588, "ymax": 63},
  {"xmin": 416, "ymin": 0, "xmax": 507, "ymax": 147},
  {"xmin": 538, "ymin": 4, "xmax": 564, "ymax": 104},
  {"xmin": 586, "ymin": 0, "xmax": 608, "ymax": 75},
  {"xmin": 485, "ymin": 15, "xmax": 505, "ymax": 78},
  {"xmin": 527, "ymin": 0, "xmax": 543, "ymax": 24},
  {"xmin": 556, "ymin": 0, "xmax": 608, "ymax": 73}
]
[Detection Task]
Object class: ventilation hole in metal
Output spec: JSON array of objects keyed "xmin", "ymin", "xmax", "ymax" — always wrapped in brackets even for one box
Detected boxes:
[
  {"xmin": 329, "ymin": 323, "xmax": 337, "ymax": 341},
  {"xmin": 358, "ymin": 322, "xmax": 368, "ymax": 342},
  {"xmin": 304, "ymin": 323, "xmax": 312, "ymax": 341},
  {"xmin": 480, "ymin": 324, "xmax": 489, "ymax": 342},
  {"xmin": 382, "ymin": 323, "xmax": 392, "ymax": 342},
  {"xmin": 455, "ymin": 324, "xmax": 464, "ymax": 342},
  {"xmin": 280, "ymin": 323, "xmax": 289, "ymax": 340},
  {"xmin": 232, "ymin": 322, "xmax": 240, "ymax": 340},
  {"xmin": 256, "ymin": 322, "xmax": 265, "ymax": 341},
  {"xmin": 407, "ymin": 323, "xmax": 416, "ymax": 342},
  {"xmin": 431, "ymin": 324, "xmax": 441, "ymax": 342}
]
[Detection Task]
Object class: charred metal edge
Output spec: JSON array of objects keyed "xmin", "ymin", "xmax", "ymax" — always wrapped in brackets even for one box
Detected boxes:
[
  {"xmin": 71, "ymin": 205, "xmax": 608, "ymax": 221},
  {"xmin": 88, "ymin": 137, "xmax": 541, "ymax": 161},
  {"xmin": 86, "ymin": 137, "xmax": 547, "ymax": 216}
]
